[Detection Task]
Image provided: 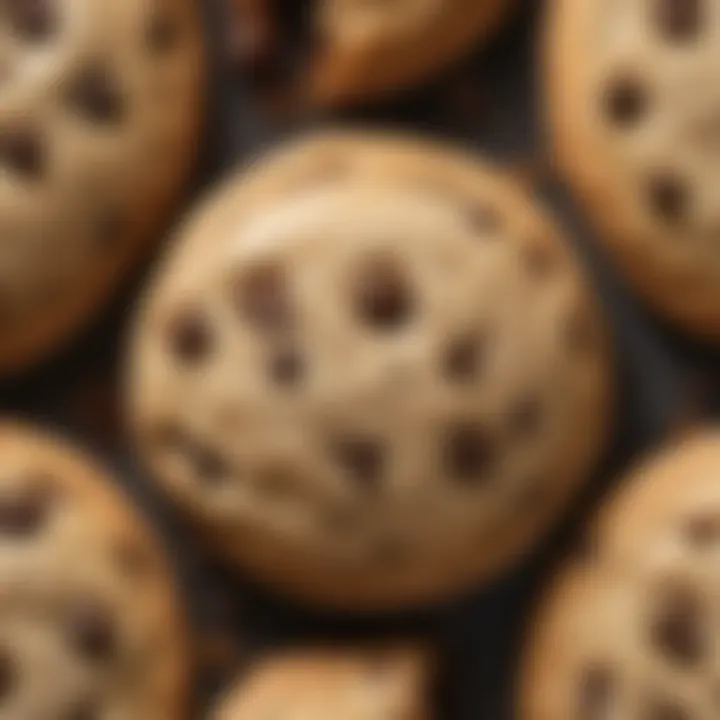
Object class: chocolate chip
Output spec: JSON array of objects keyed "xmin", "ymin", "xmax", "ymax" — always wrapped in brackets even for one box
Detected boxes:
[
  {"xmin": 650, "ymin": 585, "xmax": 705, "ymax": 666},
  {"xmin": 647, "ymin": 173, "xmax": 689, "ymax": 224},
  {"xmin": 444, "ymin": 422, "xmax": 495, "ymax": 484},
  {"xmin": 604, "ymin": 76, "xmax": 648, "ymax": 127},
  {"xmin": 147, "ymin": 8, "xmax": 180, "ymax": 51},
  {"xmin": 65, "ymin": 700, "xmax": 100, "ymax": 720},
  {"xmin": 6, "ymin": 0, "xmax": 57, "ymax": 40},
  {"xmin": 683, "ymin": 512, "xmax": 720, "ymax": 547},
  {"xmin": 442, "ymin": 334, "xmax": 484, "ymax": 382},
  {"xmin": 0, "ymin": 129, "xmax": 45, "ymax": 178},
  {"xmin": 355, "ymin": 257, "xmax": 413, "ymax": 331},
  {"xmin": 68, "ymin": 602, "xmax": 116, "ymax": 661},
  {"xmin": 641, "ymin": 695, "xmax": 692, "ymax": 720},
  {"xmin": 577, "ymin": 664, "xmax": 615, "ymax": 720},
  {"xmin": 236, "ymin": 263, "xmax": 293, "ymax": 332},
  {"xmin": 508, "ymin": 395, "xmax": 542, "ymax": 438},
  {"xmin": 332, "ymin": 436, "xmax": 385, "ymax": 490},
  {"xmin": 655, "ymin": 0, "xmax": 703, "ymax": 42},
  {"xmin": 268, "ymin": 347, "xmax": 304, "ymax": 388},
  {"xmin": 65, "ymin": 67, "xmax": 125, "ymax": 124},
  {"xmin": 167, "ymin": 307, "xmax": 213, "ymax": 366},
  {"xmin": 0, "ymin": 649, "xmax": 16, "ymax": 702},
  {"xmin": 187, "ymin": 443, "xmax": 228, "ymax": 483},
  {"xmin": 0, "ymin": 488, "xmax": 48, "ymax": 537}
]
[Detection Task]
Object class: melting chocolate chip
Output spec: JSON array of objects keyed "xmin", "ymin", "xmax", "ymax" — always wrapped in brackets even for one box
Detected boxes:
[
  {"xmin": 268, "ymin": 346, "xmax": 305, "ymax": 388},
  {"xmin": 68, "ymin": 602, "xmax": 116, "ymax": 661},
  {"xmin": 683, "ymin": 512, "xmax": 720, "ymax": 547},
  {"xmin": 0, "ymin": 488, "xmax": 48, "ymax": 537},
  {"xmin": 641, "ymin": 695, "xmax": 692, "ymax": 720},
  {"xmin": 0, "ymin": 649, "xmax": 15, "ymax": 702},
  {"xmin": 147, "ymin": 7, "xmax": 180, "ymax": 51},
  {"xmin": 332, "ymin": 436, "xmax": 385, "ymax": 490},
  {"xmin": 508, "ymin": 395, "xmax": 542, "ymax": 438},
  {"xmin": 237, "ymin": 263, "xmax": 293, "ymax": 332},
  {"xmin": 0, "ymin": 129, "xmax": 45, "ymax": 179},
  {"xmin": 442, "ymin": 334, "xmax": 484, "ymax": 382},
  {"xmin": 604, "ymin": 75, "xmax": 649, "ymax": 128},
  {"xmin": 355, "ymin": 257, "xmax": 414, "ymax": 331},
  {"xmin": 650, "ymin": 585, "xmax": 705, "ymax": 666},
  {"xmin": 444, "ymin": 422, "xmax": 495, "ymax": 484},
  {"xmin": 655, "ymin": 0, "xmax": 703, "ymax": 42},
  {"xmin": 65, "ymin": 67, "xmax": 125, "ymax": 124},
  {"xmin": 6, "ymin": 0, "xmax": 57, "ymax": 41},
  {"xmin": 167, "ymin": 307, "xmax": 213, "ymax": 366},
  {"xmin": 647, "ymin": 173, "xmax": 689, "ymax": 224}
]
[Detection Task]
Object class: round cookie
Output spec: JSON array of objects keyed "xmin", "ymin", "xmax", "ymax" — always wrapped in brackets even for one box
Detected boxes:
[
  {"xmin": 0, "ymin": 0, "xmax": 203, "ymax": 372},
  {"xmin": 308, "ymin": 0, "xmax": 515, "ymax": 106},
  {"xmin": 214, "ymin": 645, "xmax": 433, "ymax": 720},
  {"xmin": 0, "ymin": 421, "xmax": 189, "ymax": 718},
  {"xmin": 127, "ymin": 132, "xmax": 612, "ymax": 611},
  {"xmin": 545, "ymin": 0, "xmax": 720, "ymax": 340},
  {"xmin": 230, "ymin": 0, "xmax": 515, "ymax": 107},
  {"xmin": 521, "ymin": 430, "xmax": 720, "ymax": 720}
]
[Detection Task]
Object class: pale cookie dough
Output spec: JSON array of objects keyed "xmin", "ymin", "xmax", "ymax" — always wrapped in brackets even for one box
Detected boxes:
[
  {"xmin": 521, "ymin": 430, "xmax": 720, "ymax": 720},
  {"xmin": 0, "ymin": 421, "xmax": 189, "ymax": 719},
  {"xmin": 306, "ymin": 0, "xmax": 515, "ymax": 106},
  {"xmin": 545, "ymin": 0, "xmax": 720, "ymax": 340},
  {"xmin": 127, "ymin": 132, "xmax": 612, "ymax": 611},
  {"xmin": 214, "ymin": 645, "xmax": 433, "ymax": 720},
  {"xmin": 0, "ymin": 0, "xmax": 203, "ymax": 372}
]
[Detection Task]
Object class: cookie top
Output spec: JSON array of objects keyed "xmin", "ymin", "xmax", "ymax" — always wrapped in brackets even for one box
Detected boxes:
[
  {"xmin": 214, "ymin": 645, "xmax": 433, "ymax": 720},
  {"xmin": 127, "ymin": 132, "xmax": 611, "ymax": 611},
  {"xmin": 0, "ymin": 0, "xmax": 203, "ymax": 372},
  {"xmin": 304, "ymin": 0, "xmax": 513, "ymax": 106},
  {"xmin": 521, "ymin": 430, "xmax": 720, "ymax": 720},
  {"xmin": 546, "ymin": 0, "xmax": 720, "ymax": 340},
  {"xmin": 0, "ymin": 421, "xmax": 189, "ymax": 718}
]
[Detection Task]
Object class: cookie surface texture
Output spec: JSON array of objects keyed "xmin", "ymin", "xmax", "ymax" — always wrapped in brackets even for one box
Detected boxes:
[
  {"xmin": 0, "ymin": 421, "xmax": 189, "ymax": 719},
  {"xmin": 521, "ymin": 430, "xmax": 720, "ymax": 720},
  {"xmin": 128, "ymin": 132, "xmax": 612, "ymax": 611},
  {"xmin": 546, "ymin": 0, "xmax": 720, "ymax": 339},
  {"xmin": 0, "ymin": 0, "xmax": 204, "ymax": 371},
  {"xmin": 308, "ymin": 0, "xmax": 514, "ymax": 106},
  {"xmin": 214, "ymin": 646, "xmax": 433, "ymax": 720}
]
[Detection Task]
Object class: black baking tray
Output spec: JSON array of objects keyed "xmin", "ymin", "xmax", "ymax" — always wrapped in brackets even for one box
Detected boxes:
[{"xmin": 1, "ymin": 1, "xmax": 718, "ymax": 717}]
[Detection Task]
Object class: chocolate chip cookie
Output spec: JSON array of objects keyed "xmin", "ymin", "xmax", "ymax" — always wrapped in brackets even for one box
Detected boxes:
[
  {"xmin": 0, "ymin": 0, "xmax": 203, "ymax": 372},
  {"xmin": 127, "ymin": 132, "xmax": 612, "ymax": 611},
  {"xmin": 229, "ymin": 0, "xmax": 514, "ymax": 107},
  {"xmin": 0, "ymin": 420, "xmax": 189, "ymax": 718},
  {"xmin": 214, "ymin": 645, "xmax": 433, "ymax": 720},
  {"xmin": 545, "ymin": 0, "xmax": 720, "ymax": 340},
  {"xmin": 521, "ymin": 430, "xmax": 720, "ymax": 720}
]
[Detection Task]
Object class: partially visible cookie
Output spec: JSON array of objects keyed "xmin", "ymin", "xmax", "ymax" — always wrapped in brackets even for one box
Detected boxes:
[
  {"xmin": 214, "ymin": 645, "xmax": 433, "ymax": 720},
  {"xmin": 0, "ymin": 0, "xmax": 203, "ymax": 372},
  {"xmin": 521, "ymin": 430, "xmax": 720, "ymax": 720},
  {"xmin": 229, "ymin": 0, "xmax": 515, "ymax": 107},
  {"xmin": 0, "ymin": 421, "xmax": 189, "ymax": 718},
  {"xmin": 127, "ymin": 131, "xmax": 612, "ymax": 611},
  {"xmin": 545, "ymin": 0, "xmax": 720, "ymax": 340}
]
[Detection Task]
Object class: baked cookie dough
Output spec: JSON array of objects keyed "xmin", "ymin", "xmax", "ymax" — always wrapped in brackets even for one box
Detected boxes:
[
  {"xmin": 229, "ymin": 0, "xmax": 515, "ymax": 107},
  {"xmin": 521, "ymin": 430, "xmax": 720, "ymax": 720},
  {"xmin": 0, "ymin": 421, "xmax": 189, "ymax": 718},
  {"xmin": 127, "ymin": 132, "xmax": 612, "ymax": 611},
  {"xmin": 545, "ymin": 0, "xmax": 720, "ymax": 340},
  {"xmin": 214, "ymin": 645, "xmax": 433, "ymax": 720},
  {"xmin": 0, "ymin": 0, "xmax": 203, "ymax": 372}
]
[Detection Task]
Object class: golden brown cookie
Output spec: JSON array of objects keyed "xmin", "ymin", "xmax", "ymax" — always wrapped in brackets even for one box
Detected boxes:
[
  {"xmin": 521, "ymin": 430, "xmax": 720, "ymax": 720},
  {"xmin": 229, "ymin": 0, "xmax": 515, "ymax": 107},
  {"xmin": 545, "ymin": 0, "xmax": 720, "ymax": 340},
  {"xmin": 0, "ymin": 0, "xmax": 203, "ymax": 372},
  {"xmin": 214, "ymin": 645, "xmax": 433, "ymax": 720},
  {"xmin": 127, "ymin": 131, "xmax": 612, "ymax": 611},
  {"xmin": 0, "ymin": 421, "xmax": 189, "ymax": 718}
]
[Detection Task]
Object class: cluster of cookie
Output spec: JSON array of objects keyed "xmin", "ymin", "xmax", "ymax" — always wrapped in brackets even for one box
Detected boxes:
[{"xmin": 0, "ymin": 0, "xmax": 718, "ymax": 718}]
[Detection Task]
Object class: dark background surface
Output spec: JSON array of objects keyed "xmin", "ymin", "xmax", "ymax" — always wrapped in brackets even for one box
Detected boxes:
[{"xmin": 2, "ymin": 1, "xmax": 719, "ymax": 717}]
